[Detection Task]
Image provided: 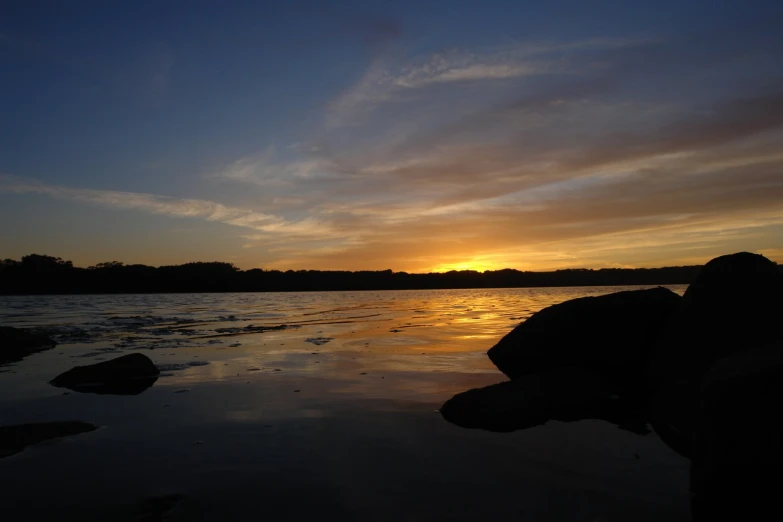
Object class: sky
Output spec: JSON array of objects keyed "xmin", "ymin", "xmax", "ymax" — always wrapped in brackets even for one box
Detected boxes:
[{"xmin": 1, "ymin": 0, "xmax": 782, "ymax": 272}]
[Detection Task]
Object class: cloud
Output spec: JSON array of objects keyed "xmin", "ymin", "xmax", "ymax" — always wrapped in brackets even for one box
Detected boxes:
[
  {"xmin": 393, "ymin": 59, "xmax": 538, "ymax": 88},
  {"xmin": 207, "ymin": 121, "xmax": 783, "ymax": 270},
  {"xmin": 388, "ymin": 37, "xmax": 638, "ymax": 89},
  {"xmin": 209, "ymin": 78, "xmax": 783, "ymax": 270},
  {"xmin": 212, "ymin": 146, "xmax": 355, "ymax": 193},
  {"xmin": 0, "ymin": 177, "xmax": 337, "ymax": 239},
  {"xmin": 324, "ymin": 37, "xmax": 630, "ymax": 128}
]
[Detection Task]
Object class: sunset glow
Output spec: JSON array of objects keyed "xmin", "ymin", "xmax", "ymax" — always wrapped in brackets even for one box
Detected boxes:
[
  {"xmin": 1, "ymin": 1, "xmax": 781, "ymax": 271},
  {"xmin": 430, "ymin": 262, "xmax": 499, "ymax": 274}
]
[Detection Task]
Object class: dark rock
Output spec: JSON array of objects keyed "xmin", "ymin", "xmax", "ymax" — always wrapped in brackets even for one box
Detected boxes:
[
  {"xmin": 437, "ymin": 252, "xmax": 782, "ymax": 521},
  {"xmin": 648, "ymin": 252, "xmax": 783, "ymax": 388},
  {"xmin": 488, "ymin": 287, "xmax": 681, "ymax": 396},
  {"xmin": 0, "ymin": 421, "xmax": 97, "ymax": 458},
  {"xmin": 305, "ymin": 337, "xmax": 333, "ymax": 346},
  {"xmin": 690, "ymin": 348, "xmax": 783, "ymax": 520},
  {"xmin": 0, "ymin": 326, "xmax": 57, "ymax": 365},
  {"xmin": 50, "ymin": 353, "xmax": 160, "ymax": 395},
  {"xmin": 646, "ymin": 253, "xmax": 783, "ymax": 458},
  {"xmin": 440, "ymin": 367, "xmax": 643, "ymax": 433}
]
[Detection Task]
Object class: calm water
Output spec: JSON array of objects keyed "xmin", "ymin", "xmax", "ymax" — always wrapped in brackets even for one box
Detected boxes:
[{"xmin": 0, "ymin": 286, "xmax": 689, "ymax": 521}]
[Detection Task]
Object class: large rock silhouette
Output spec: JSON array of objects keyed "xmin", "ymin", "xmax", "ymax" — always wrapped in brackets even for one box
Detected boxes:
[
  {"xmin": 441, "ymin": 251, "xmax": 783, "ymax": 521},
  {"xmin": 488, "ymin": 286, "xmax": 681, "ymax": 397},
  {"xmin": 50, "ymin": 353, "xmax": 160, "ymax": 395},
  {"xmin": 442, "ymin": 287, "xmax": 681, "ymax": 434},
  {"xmin": 648, "ymin": 252, "xmax": 783, "ymax": 387},
  {"xmin": 0, "ymin": 326, "xmax": 56, "ymax": 365},
  {"xmin": 647, "ymin": 252, "xmax": 783, "ymax": 458}
]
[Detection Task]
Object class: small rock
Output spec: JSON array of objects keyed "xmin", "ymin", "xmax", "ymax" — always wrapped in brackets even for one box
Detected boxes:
[
  {"xmin": 0, "ymin": 326, "xmax": 57, "ymax": 365},
  {"xmin": 305, "ymin": 337, "xmax": 333, "ymax": 346},
  {"xmin": 50, "ymin": 353, "xmax": 160, "ymax": 396}
]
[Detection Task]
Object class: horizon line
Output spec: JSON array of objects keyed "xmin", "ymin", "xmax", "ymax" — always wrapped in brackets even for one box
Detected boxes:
[{"xmin": 3, "ymin": 252, "xmax": 759, "ymax": 275}]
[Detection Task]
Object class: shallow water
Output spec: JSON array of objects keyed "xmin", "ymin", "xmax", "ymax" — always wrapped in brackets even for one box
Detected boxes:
[{"xmin": 0, "ymin": 286, "xmax": 689, "ymax": 521}]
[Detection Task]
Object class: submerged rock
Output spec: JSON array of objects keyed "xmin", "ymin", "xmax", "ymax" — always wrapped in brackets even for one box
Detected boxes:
[
  {"xmin": 50, "ymin": 353, "xmax": 160, "ymax": 395},
  {"xmin": 0, "ymin": 326, "xmax": 57, "ymax": 365},
  {"xmin": 488, "ymin": 287, "xmax": 681, "ymax": 396},
  {"xmin": 0, "ymin": 421, "xmax": 97, "ymax": 458},
  {"xmin": 440, "ymin": 367, "xmax": 641, "ymax": 432}
]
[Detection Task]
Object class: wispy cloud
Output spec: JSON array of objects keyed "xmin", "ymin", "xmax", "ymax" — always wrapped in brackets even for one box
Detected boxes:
[
  {"xmin": 393, "ymin": 59, "xmax": 538, "ymax": 88},
  {"xmin": 211, "ymin": 74, "xmax": 783, "ymax": 269},
  {"xmin": 325, "ymin": 37, "xmax": 639, "ymax": 127},
  {"xmin": 214, "ymin": 146, "xmax": 337, "ymax": 187},
  {"xmin": 0, "ymin": 177, "xmax": 336, "ymax": 239}
]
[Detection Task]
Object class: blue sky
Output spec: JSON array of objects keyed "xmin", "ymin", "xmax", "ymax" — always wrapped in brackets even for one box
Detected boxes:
[{"xmin": 2, "ymin": 0, "xmax": 782, "ymax": 271}]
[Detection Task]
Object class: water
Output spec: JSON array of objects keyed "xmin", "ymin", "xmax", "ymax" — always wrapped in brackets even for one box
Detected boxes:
[{"xmin": 0, "ymin": 286, "xmax": 689, "ymax": 521}]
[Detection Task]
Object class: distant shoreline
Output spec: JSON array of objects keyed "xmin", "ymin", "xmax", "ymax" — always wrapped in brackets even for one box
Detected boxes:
[
  {"xmin": 2, "ymin": 253, "xmax": 778, "ymax": 296},
  {"xmin": 0, "ymin": 253, "xmax": 718, "ymax": 295}
]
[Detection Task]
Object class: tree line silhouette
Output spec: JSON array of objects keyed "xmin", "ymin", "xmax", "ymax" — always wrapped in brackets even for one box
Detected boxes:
[{"xmin": 0, "ymin": 253, "xmax": 734, "ymax": 295}]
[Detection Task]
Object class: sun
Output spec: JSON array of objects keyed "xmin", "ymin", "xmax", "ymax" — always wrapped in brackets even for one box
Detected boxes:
[{"xmin": 430, "ymin": 261, "xmax": 498, "ymax": 273}]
